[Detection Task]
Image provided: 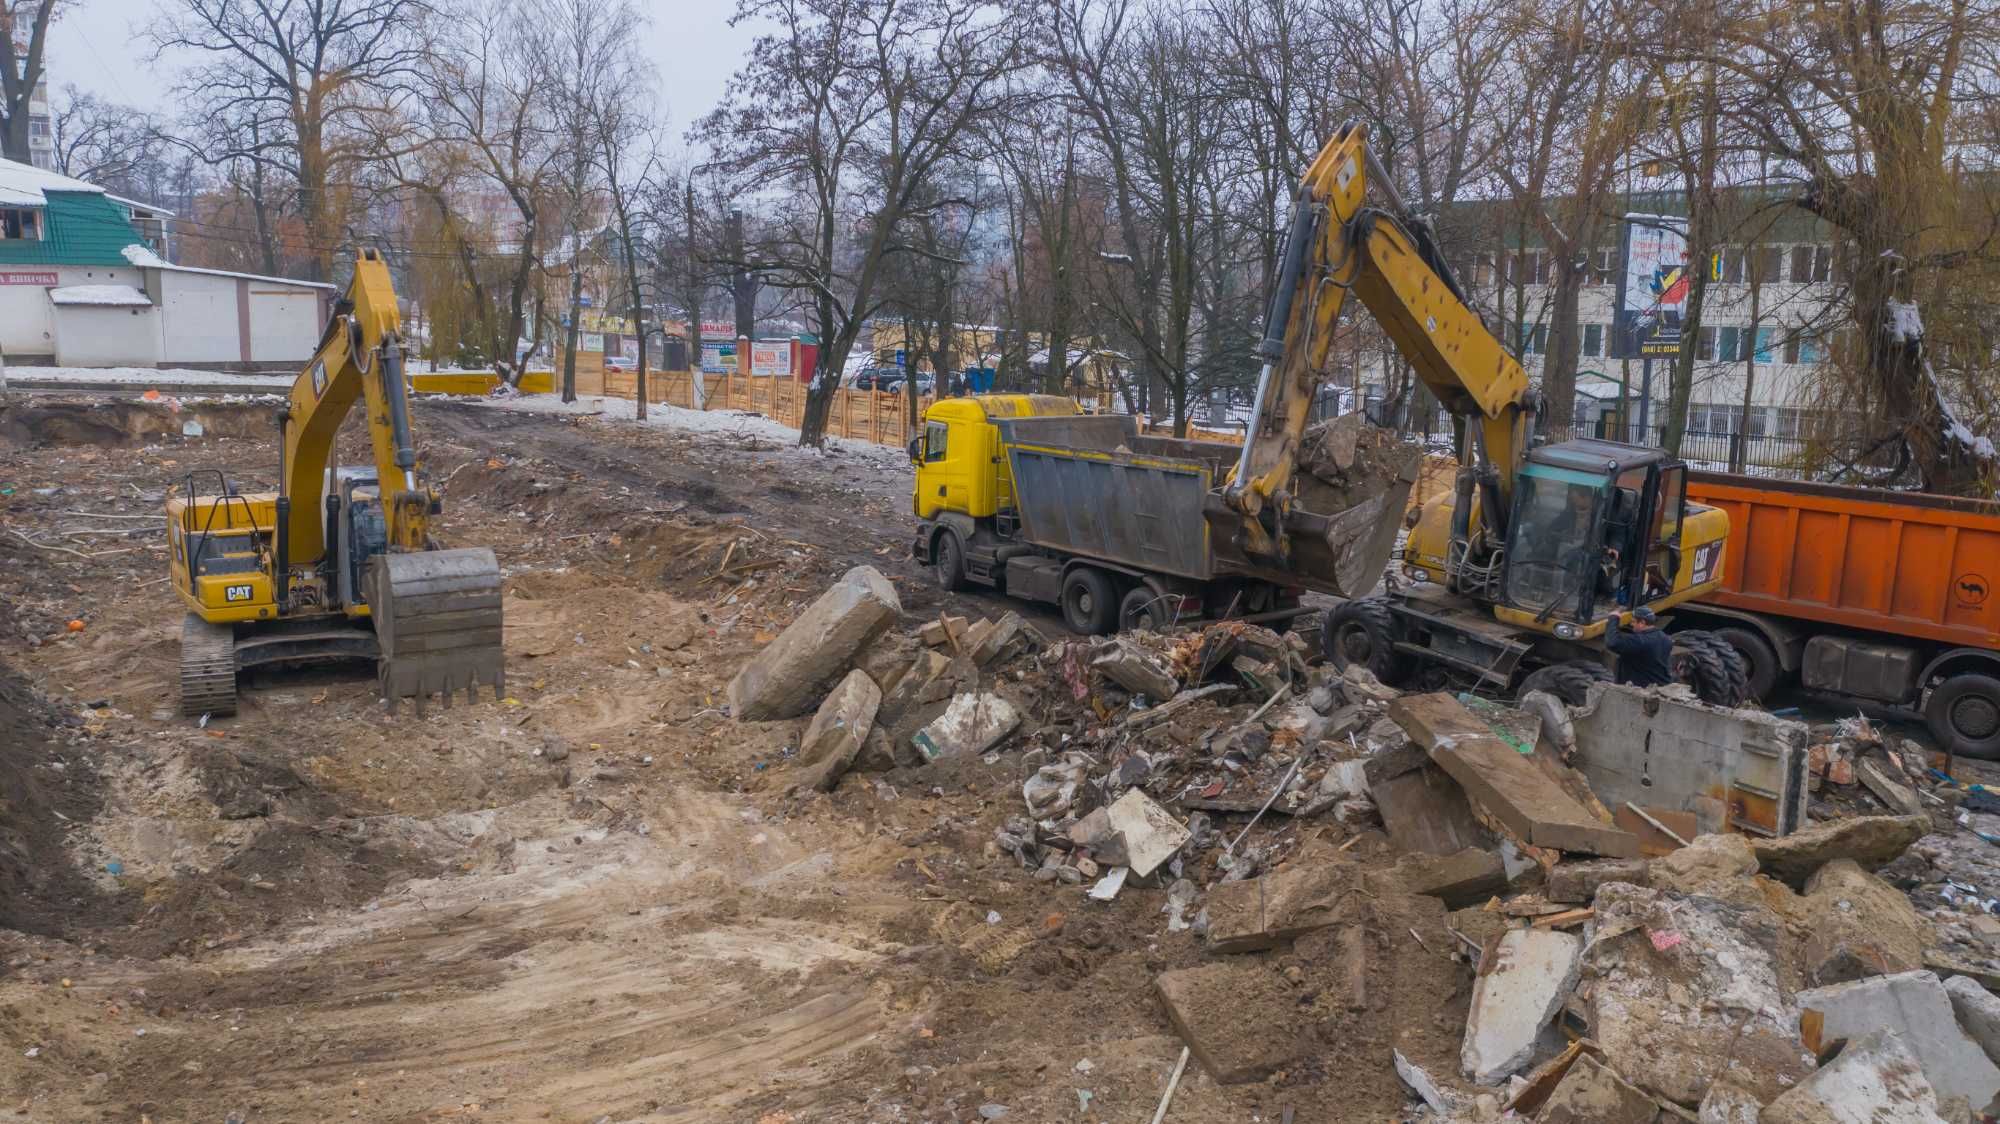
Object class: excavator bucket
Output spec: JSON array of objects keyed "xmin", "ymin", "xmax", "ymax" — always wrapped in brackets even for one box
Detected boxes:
[{"xmin": 365, "ymin": 548, "xmax": 505, "ymax": 715}]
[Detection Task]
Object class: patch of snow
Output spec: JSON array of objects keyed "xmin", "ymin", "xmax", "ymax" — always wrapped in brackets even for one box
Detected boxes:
[
  {"xmin": 121, "ymin": 243, "xmax": 167, "ymax": 268},
  {"xmin": 470, "ymin": 393, "xmax": 914, "ymax": 468},
  {"xmin": 1886, "ymin": 300, "xmax": 1923, "ymax": 344},
  {"xmin": 1948, "ymin": 419, "xmax": 1997, "ymax": 460},
  {"xmin": 47, "ymin": 284, "xmax": 152, "ymax": 307},
  {"xmin": 3, "ymin": 365, "xmax": 294, "ymax": 388}
]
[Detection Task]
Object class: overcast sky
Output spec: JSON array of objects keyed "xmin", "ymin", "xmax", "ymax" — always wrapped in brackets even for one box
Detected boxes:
[{"xmin": 44, "ymin": 0, "xmax": 757, "ymax": 141}]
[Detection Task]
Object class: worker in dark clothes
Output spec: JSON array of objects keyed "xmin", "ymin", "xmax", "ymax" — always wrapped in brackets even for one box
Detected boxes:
[{"xmin": 1603, "ymin": 606, "xmax": 1674, "ymax": 687}]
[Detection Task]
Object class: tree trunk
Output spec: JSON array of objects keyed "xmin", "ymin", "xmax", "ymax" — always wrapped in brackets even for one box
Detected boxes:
[
  {"xmin": 561, "ymin": 265, "xmax": 583, "ymax": 403},
  {"xmin": 1542, "ymin": 249, "xmax": 1585, "ymax": 429}
]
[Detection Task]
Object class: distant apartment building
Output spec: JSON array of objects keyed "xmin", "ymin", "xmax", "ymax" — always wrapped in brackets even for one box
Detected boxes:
[{"xmin": 1357, "ymin": 192, "xmax": 1851, "ymax": 453}]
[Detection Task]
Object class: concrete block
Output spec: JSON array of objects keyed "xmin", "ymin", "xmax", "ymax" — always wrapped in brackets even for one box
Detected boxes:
[
  {"xmin": 727, "ymin": 565, "xmax": 900, "ymax": 720},
  {"xmin": 1206, "ymin": 861, "xmax": 1363, "ymax": 953},
  {"xmin": 1759, "ymin": 1028, "xmax": 1949, "ymax": 1124},
  {"xmin": 1340, "ymin": 663, "xmax": 1401, "ymax": 704},
  {"xmin": 1537, "ymin": 1053, "xmax": 1660, "ymax": 1123},
  {"xmin": 1800, "ymin": 859, "xmax": 1931, "ymax": 985},
  {"xmin": 1462, "ymin": 926, "xmax": 1582, "ymax": 1084},
  {"xmin": 878, "ymin": 648, "xmax": 950, "ymax": 726},
  {"xmin": 1798, "ymin": 969, "xmax": 2000, "ymax": 1112},
  {"xmin": 1104, "ymin": 788, "xmax": 1189, "ymax": 879},
  {"xmin": 1858, "ymin": 758, "xmax": 1925, "ymax": 817},
  {"xmin": 967, "ymin": 610, "xmax": 1030, "ymax": 667},
  {"xmin": 1567, "ymin": 682, "xmax": 1808, "ymax": 838},
  {"xmin": 917, "ymin": 614, "xmax": 968, "ymax": 649},
  {"xmin": 1089, "ymin": 638, "xmax": 1179, "ymax": 700},
  {"xmin": 1370, "ymin": 763, "xmax": 1489, "ymax": 856},
  {"xmin": 792, "ymin": 668, "xmax": 881, "ymax": 792},
  {"xmin": 1386, "ymin": 847, "xmax": 1508, "ymax": 909},
  {"xmin": 1155, "ymin": 961, "xmax": 1307, "ymax": 1084},
  {"xmin": 1753, "ymin": 815, "xmax": 1929, "ymax": 889},
  {"xmin": 1945, "ymin": 975, "xmax": 2000, "ymax": 1069},
  {"xmin": 1548, "ymin": 857, "xmax": 1649, "ymax": 904},
  {"xmin": 911, "ymin": 692, "xmax": 1020, "ymax": 761},
  {"xmin": 1581, "ymin": 883, "xmax": 1812, "ymax": 1106},
  {"xmin": 1392, "ymin": 693, "xmax": 1639, "ymax": 858},
  {"xmin": 1693, "ymin": 1078, "xmax": 1761, "ymax": 1124},
  {"xmin": 1648, "ymin": 832, "xmax": 1759, "ymax": 901}
]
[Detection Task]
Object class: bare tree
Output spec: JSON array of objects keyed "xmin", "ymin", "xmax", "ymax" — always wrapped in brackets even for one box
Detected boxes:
[{"xmin": 701, "ymin": 0, "xmax": 1024, "ymax": 446}]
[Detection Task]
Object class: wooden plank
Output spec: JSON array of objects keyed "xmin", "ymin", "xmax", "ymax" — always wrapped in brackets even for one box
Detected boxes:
[{"xmin": 1390, "ymin": 693, "xmax": 1640, "ymax": 859}]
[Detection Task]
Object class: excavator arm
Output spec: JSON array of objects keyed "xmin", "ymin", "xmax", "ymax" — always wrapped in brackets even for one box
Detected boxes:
[{"xmin": 1221, "ymin": 122, "xmax": 1532, "ymax": 560}]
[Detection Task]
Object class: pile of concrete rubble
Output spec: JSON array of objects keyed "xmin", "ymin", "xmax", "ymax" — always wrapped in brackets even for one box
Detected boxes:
[{"xmin": 729, "ymin": 564, "xmax": 2000, "ymax": 1121}]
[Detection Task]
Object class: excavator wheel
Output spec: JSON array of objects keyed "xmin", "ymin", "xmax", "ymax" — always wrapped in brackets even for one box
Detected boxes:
[
  {"xmin": 1322, "ymin": 596, "xmax": 1411, "ymax": 685},
  {"xmin": 179, "ymin": 613, "xmax": 239, "ymax": 718},
  {"xmin": 1670, "ymin": 630, "xmax": 1751, "ymax": 707},
  {"xmin": 365, "ymin": 548, "xmax": 506, "ymax": 716},
  {"xmin": 1514, "ymin": 661, "xmax": 1610, "ymax": 707}
]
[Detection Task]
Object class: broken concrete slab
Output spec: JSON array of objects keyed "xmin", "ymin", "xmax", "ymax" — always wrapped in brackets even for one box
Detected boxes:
[
  {"xmin": 1800, "ymin": 858, "xmax": 1931, "ymax": 985},
  {"xmin": 1392, "ymin": 693, "xmax": 1639, "ymax": 858},
  {"xmin": 1104, "ymin": 788, "xmax": 1190, "ymax": 879},
  {"xmin": 792, "ymin": 668, "xmax": 881, "ymax": 793},
  {"xmin": 728, "ymin": 565, "xmax": 901, "ymax": 721},
  {"xmin": 1581, "ymin": 882, "xmax": 1813, "ymax": 1106},
  {"xmin": 1155, "ymin": 961, "xmax": 1307, "ymax": 1084},
  {"xmin": 1944, "ymin": 974, "xmax": 2000, "ymax": 1069},
  {"xmin": 967, "ymin": 611, "xmax": 1032, "ymax": 667},
  {"xmin": 1340, "ymin": 663, "xmax": 1401, "ymax": 704},
  {"xmin": 1370, "ymin": 763, "xmax": 1490, "ymax": 856},
  {"xmin": 1385, "ymin": 847, "xmax": 1508, "ymax": 910},
  {"xmin": 1089, "ymin": 638, "xmax": 1180, "ymax": 700},
  {"xmin": 1693, "ymin": 1078, "xmax": 1761, "ymax": 1124},
  {"xmin": 1752, "ymin": 815, "xmax": 1929, "ymax": 888},
  {"xmin": 1123, "ymin": 682, "xmax": 1236, "ymax": 730},
  {"xmin": 1859, "ymin": 758, "xmax": 1926, "ymax": 818},
  {"xmin": 1393, "ymin": 1048, "xmax": 1461, "ymax": 1115},
  {"xmin": 1461, "ymin": 927, "xmax": 1583, "ymax": 1085},
  {"xmin": 1548, "ymin": 857, "xmax": 1649, "ymax": 904},
  {"xmin": 1567, "ymin": 682, "xmax": 1809, "ymax": 839},
  {"xmin": 911, "ymin": 692, "xmax": 1021, "ymax": 762},
  {"xmin": 1759, "ymin": 1028, "xmax": 1950, "ymax": 1124},
  {"xmin": 917, "ymin": 614, "xmax": 969, "ymax": 650},
  {"xmin": 1536, "ymin": 1053, "xmax": 1661, "ymax": 1124},
  {"xmin": 1798, "ymin": 969, "xmax": 2000, "ymax": 1112},
  {"xmin": 878, "ymin": 648, "xmax": 950, "ymax": 725},
  {"xmin": 1206, "ymin": 860, "xmax": 1364, "ymax": 953},
  {"xmin": 1647, "ymin": 831, "xmax": 1760, "ymax": 904},
  {"xmin": 1066, "ymin": 807, "xmax": 1129, "ymax": 867}
]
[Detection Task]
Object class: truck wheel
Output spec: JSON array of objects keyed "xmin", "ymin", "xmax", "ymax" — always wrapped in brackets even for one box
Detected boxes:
[
  {"xmin": 1061, "ymin": 567, "xmax": 1118, "ymax": 635},
  {"xmin": 1671, "ymin": 630, "xmax": 1751, "ymax": 707},
  {"xmin": 1119, "ymin": 586, "xmax": 1170, "ymax": 632},
  {"xmin": 1927, "ymin": 673, "xmax": 2000, "ymax": 761},
  {"xmin": 1712, "ymin": 625, "xmax": 1782, "ymax": 702},
  {"xmin": 1515, "ymin": 661, "xmax": 1610, "ymax": 707},
  {"xmin": 933, "ymin": 529, "xmax": 968, "ymax": 592},
  {"xmin": 1322, "ymin": 596, "xmax": 1409, "ymax": 684}
]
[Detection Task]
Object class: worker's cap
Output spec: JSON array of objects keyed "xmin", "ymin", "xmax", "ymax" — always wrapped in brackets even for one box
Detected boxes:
[{"xmin": 1632, "ymin": 607, "xmax": 1658, "ymax": 623}]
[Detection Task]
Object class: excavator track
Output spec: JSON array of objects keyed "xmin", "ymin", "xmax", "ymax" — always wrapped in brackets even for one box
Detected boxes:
[
  {"xmin": 179, "ymin": 613, "xmax": 239, "ymax": 717},
  {"xmin": 366, "ymin": 547, "xmax": 505, "ymax": 715}
]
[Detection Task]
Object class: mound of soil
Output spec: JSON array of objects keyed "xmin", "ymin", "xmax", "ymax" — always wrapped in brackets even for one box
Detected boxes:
[{"xmin": 0, "ymin": 662, "xmax": 130, "ymax": 939}]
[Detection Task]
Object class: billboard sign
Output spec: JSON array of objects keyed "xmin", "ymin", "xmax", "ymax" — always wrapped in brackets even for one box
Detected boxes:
[
  {"xmin": 701, "ymin": 342, "xmax": 735, "ymax": 374},
  {"xmin": 1613, "ymin": 215, "xmax": 1691, "ymax": 358},
  {"xmin": 749, "ymin": 340, "xmax": 790, "ymax": 377}
]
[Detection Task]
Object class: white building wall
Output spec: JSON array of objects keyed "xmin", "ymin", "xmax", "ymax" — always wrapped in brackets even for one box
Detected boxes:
[
  {"xmin": 246, "ymin": 286, "xmax": 322, "ymax": 363},
  {"xmin": 157, "ymin": 271, "xmax": 241, "ymax": 364},
  {"xmin": 0, "ymin": 265, "xmax": 151, "ymax": 360},
  {"xmin": 51, "ymin": 305, "xmax": 162, "ymax": 367}
]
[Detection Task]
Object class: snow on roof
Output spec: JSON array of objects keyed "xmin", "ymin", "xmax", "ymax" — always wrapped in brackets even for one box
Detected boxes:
[
  {"xmin": 48, "ymin": 283, "xmax": 152, "ymax": 307},
  {"xmin": 119, "ymin": 242, "xmax": 337, "ymax": 289},
  {"xmin": 0, "ymin": 157, "xmax": 108, "ymax": 208}
]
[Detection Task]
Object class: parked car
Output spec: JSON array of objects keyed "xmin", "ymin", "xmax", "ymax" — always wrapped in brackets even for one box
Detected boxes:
[{"xmin": 850, "ymin": 367, "xmax": 903, "ymax": 391}]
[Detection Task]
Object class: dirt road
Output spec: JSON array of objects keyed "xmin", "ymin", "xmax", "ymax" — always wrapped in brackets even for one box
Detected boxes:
[{"xmin": 0, "ymin": 395, "xmax": 1432, "ymax": 1123}]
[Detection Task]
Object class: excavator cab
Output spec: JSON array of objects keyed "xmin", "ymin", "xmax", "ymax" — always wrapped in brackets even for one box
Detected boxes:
[{"xmin": 1500, "ymin": 442, "xmax": 1694, "ymax": 626}]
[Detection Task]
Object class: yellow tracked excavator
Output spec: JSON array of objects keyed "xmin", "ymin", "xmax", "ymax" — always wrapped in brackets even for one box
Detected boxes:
[{"xmin": 165, "ymin": 248, "xmax": 504, "ymax": 716}]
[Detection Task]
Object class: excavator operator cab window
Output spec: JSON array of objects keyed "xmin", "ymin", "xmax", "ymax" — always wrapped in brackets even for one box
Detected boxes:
[{"xmin": 1504, "ymin": 464, "xmax": 1614, "ymax": 621}]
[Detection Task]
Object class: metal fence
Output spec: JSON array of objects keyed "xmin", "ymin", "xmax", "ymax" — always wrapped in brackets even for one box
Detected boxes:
[{"xmin": 1530, "ymin": 420, "xmax": 1909, "ymax": 482}]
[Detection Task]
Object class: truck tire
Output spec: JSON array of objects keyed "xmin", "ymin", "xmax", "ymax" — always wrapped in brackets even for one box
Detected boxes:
[
  {"xmin": 1120, "ymin": 586, "xmax": 1170, "ymax": 632},
  {"xmin": 1671, "ymin": 630, "xmax": 1752, "ymax": 707},
  {"xmin": 1515, "ymin": 661, "xmax": 1610, "ymax": 707},
  {"xmin": 1927, "ymin": 673, "xmax": 2000, "ymax": 761},
  {"xmin": 1322, "ymin": 596, "xmax": 1410, "ymax": 684},
  {"xmin": 933, "ymin": 528, "xmax": 968, "ymax": 592},
  {"xmin": 1712, "ymin": 625, "xmax": 1782, "ymax": 702},
  {"xmin": 1061, "ymin": 567, "xmax": 1119, "ymax": 635}
]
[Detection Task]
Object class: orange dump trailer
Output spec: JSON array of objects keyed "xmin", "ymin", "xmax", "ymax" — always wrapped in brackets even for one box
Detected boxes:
[{"xmin": 1678, "ymin": 472, "xmax": 2000, "ymax": 757}]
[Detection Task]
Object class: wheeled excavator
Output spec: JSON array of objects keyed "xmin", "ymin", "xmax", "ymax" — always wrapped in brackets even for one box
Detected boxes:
[
  {"xmin": 1218, "ymin": 122, "xmax": 1749, "ymax": 705},
  {"xmin": 165, "ymin": 249, "xmax": 505, "ymax": 716}
]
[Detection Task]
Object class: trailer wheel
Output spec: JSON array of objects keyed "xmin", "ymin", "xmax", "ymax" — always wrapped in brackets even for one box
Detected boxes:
[
  {"xmin": 1322, "ymin": 596, "xmax": 1410, "ymax": 684},
  {"xmin": 1061, "ymin": 567, "xmax": 1119, "ymax": 635},
  {"xmin": 1515, "ymin": 660, "xmax": 1610, "ymax": 707},
  {"xmin": 1119, "ymin": 586, "xmax": 1171, "ymax": 632},
  {"xmin": 1670, "ymin": 630, "xmax": 1752, "ymax": 707},
  {"xmin": 1712, "ymin": 625, "xmax": 1782, "ymax": 702},
  {"xmin": 1927, "ymin": 673, "xmax": 2000, "ymax": 761},
  {"xmin": 933, "ymin": 529, "xmax": 968, "ymax": 592}
]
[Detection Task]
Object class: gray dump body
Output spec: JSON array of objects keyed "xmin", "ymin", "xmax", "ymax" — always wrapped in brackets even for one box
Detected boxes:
[{"xmin": 991, "ymin": 414, "xmax": 1414, "ymax": 598}]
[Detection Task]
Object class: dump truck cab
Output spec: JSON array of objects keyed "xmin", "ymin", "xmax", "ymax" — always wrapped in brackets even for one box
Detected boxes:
[{"xmin": 909, "ymin": 394, "xmax": 1079, "ymax": 523}]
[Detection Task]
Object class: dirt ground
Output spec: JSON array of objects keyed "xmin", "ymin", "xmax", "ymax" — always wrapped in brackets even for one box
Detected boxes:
[{"xmin": 0, "ymin": 394, "xmax": 1472, "ymax": 1123}]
